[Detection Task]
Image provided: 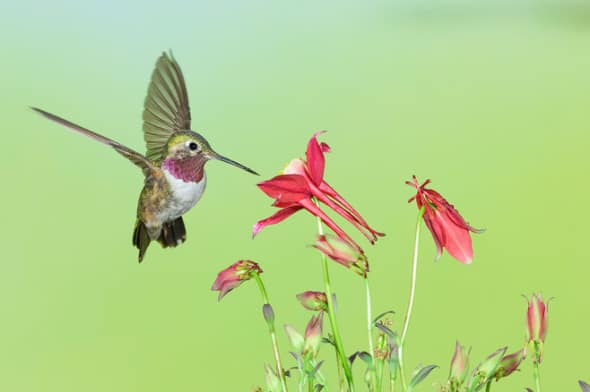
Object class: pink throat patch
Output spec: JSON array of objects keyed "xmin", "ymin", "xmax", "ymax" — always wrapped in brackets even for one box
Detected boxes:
[{"xmin": 162, "ymin": 156, "xmax": 205, "ymax": 183}]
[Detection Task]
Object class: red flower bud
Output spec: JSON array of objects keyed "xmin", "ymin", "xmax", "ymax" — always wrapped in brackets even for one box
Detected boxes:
[
  {"xmin": 303, "ymin": 312, "xmax": 324, "ymax": 357},
  {"xmin": 525, "ymin": 293, "xmax": 549, "ymax": 363},
  {"xmin": 526, "ymin": 294, "xmax": 548, "ymax": 343},
  {"xmin": 313, "ymin": 234, "xmax": 369, "ymax": 276},
  {"xmin": 296, "ymin": 291, "xmax": 328, "ymax": 312},
  {"xmin": 449, "ymin": 341, "xmax": 470, "ymax": 386},
  {"xmin": 495, "ymin": 348, "xmax": 526, "ymax": 380},
  {"xmin": 211, "ymin": 260, "xmax": 262, "ymax": 301}
]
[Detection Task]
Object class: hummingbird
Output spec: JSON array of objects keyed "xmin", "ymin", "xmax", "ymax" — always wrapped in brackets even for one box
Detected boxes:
[{"xmin": 32, "ymin": 52, "xmax": 258, "ymax": 262}]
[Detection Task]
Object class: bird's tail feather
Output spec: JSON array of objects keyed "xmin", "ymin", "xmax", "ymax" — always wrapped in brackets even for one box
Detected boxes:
[
  {"xmin": 133, "ymin": 221, "xmax": 151, "ymax": 263},
  {"xmin": 132, "ymin": 218, "xmax": 187, "ymax": 262},
  {"xmin": 157, "ymin": 217, "xmax": 187, "ymax": 248}
]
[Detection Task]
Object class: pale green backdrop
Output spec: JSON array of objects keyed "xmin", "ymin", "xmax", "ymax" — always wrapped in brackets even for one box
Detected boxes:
[{"xmin": 1, "ymin": 0, "xmax": 589, "ymax": 390}]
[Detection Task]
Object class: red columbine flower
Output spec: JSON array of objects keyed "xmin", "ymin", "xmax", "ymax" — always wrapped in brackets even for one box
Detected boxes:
[
  {"xmin": 253, "ymin": 132, "xmax": 384, "ymax": 252},
  {"xmin": 296, "ymin": 291, "xmax": 328, "ymax": 312},
  {"xmin": 313, "ymin": 234, "xmax": 369, "ymax": 276},
  {"xmin": 526, "ymin": 293, "xmax": 548, "ymax": 363},
  {"xmin": 406, "ymin": 175, "xmax": 482, "ymax": 264},
  {"xmin": 211, "ymin": 260, "xmax": 262, "ymax": 301}
]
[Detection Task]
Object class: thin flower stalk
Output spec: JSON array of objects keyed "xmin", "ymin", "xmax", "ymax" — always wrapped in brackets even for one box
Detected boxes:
[
  {"xmin": 365, "ymin": 276, "xmax": 378, "ymax": 391},
  {"xmin": 316, "ymin": 213, "xmax": 355, "ymax": 391},
  {"xmin": 253, "ymin": 273, "xmax": 288, "ymax": 392},
  {"xmin": 533, "ymin": 361, "xmax": 541, "ymax": 392},
  {"xmin": 399, "ymin": 206, "xmax": 425, "ymax": 390}
]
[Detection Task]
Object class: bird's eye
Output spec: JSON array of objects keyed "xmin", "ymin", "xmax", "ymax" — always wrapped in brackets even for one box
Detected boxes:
[{"xmin": 188, "ymin": 142, "xmax": 198, "ymax": 151}]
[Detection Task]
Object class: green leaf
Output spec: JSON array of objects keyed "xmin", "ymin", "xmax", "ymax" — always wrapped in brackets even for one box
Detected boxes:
[
  {"xmin": 358, "ymin": 351, "xmax": 374, "ymax": 366},
  {"xmin": 373, "ymin": 310, "xmax": 395, "ymax": 325},
  {"xmin": 407, "ymin": 364, "xmax": 438, "ymax": 391}
]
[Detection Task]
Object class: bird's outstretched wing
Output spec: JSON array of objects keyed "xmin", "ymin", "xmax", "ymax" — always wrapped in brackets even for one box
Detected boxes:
[
  {"xmin": 32, "ymin": 107, "xmax": 156, "ymax": 175},
  {"xmin": 142, "ymin": 52, "xmax": 191, "ymax": 161}
]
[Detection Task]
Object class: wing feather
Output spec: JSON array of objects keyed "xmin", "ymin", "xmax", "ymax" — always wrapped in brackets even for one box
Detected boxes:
[
  {"xmin": 142, "ymin": 52, "xmax": 191, "ymax": 161},
  {"xmin": 32, "ymin": 107, "xmax": 156, "ymax": 176}
]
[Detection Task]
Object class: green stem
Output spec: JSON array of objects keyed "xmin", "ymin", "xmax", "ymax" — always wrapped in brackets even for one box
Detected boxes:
[
  {"xmin": 485, "ymin": 380, "xmax": 492, "ymax": 392},
  {"xmin": 321, "ymin": 253, "xmax": 354, "ymax": 391},
  {"xmin": 375, "ymin": 333, "xmax": 387, "ymax": 392},
  {"xmin": 365, "ymin": 277, "xmax": 377, "ymax": 391},
  {"xmin": 254, "ymin": 273, "xmax": 288, "ymax": 392},
  {"xmin": 398, "ymin": 206, "xmax": 425, "ymax": 391},
  {"xmin": 315, "ymin": 212, "xmax": 355, "ymax": 391},
  {"xmin": 533, "ymin": 360, "xmax": 541, "ymax": 392}
]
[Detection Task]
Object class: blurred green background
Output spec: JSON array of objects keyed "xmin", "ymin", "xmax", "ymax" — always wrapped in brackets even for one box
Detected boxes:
[{"xmin": 1, "ymin": 0, "xmax": 589, "ymax": 390}]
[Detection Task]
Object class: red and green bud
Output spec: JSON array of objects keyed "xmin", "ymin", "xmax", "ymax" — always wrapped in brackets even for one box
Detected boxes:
[
  {"xmin": 467, "ymin": 347, "xmax": 507, "ymax": 391},
  {"xmin": 449, "ymin": 341, "xmax": 470, "ymax": 386},
  {"xmin": 296, "ymin": 291, "xmax": 328, "ymax": 312},
  {"xmin": 303, "ymin": 312, "xmax": 324, "ymax": 357},
  {"xmin": 526, "ymin": 294, "xmax": 548, "ymax": 343},
  {"xmin": 313, "ymin": 234, "xmax": 369, "ymax": 276},
  {"xmin": 211, "ymin": 260, "xmax": 262, "ymax": 301},
  {"xmin": 525, "ymin": 293, "xmax": 548, "ymax": 363},
  {"xmin": 495, "ymin": 348, "xmax": 526, "ymax": 380}
]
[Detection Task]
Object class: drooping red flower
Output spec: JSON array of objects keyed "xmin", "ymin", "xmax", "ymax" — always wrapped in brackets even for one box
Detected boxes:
[
  {"xmin": 313, "ymin": 234, "xmax": 369, "ymax": 276},
  {"xmin": 406, "ymin": 176, "xmax": 482, "ymax": 264},
  {"xmin": 253, "ymin": 132, "xmax": 384, "ymax": 251},
  {"xmin": 211, "ymin": 260, "xmax": 262, "ymax": 301}
]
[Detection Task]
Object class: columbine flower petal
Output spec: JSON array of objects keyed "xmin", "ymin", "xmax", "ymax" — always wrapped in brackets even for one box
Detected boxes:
[
  {"xmin": 253, "ymin": 206, "xmax": 303, "ymax": 238},
  {"xmin": 305, "ymin": 131, "xmax": 327, "ymax": 186},
  {"xmin": 257, "ymin": 174, "xmax": 311, "ymax": 207}
]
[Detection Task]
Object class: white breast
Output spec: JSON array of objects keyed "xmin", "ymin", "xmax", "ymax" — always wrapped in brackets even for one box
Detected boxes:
[{"xmin": 162, "ymin": 169, "xmax": 207, "ymax": 220}]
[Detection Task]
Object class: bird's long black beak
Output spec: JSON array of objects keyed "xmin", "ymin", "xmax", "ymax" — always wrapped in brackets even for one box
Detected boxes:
[{"xmin": 212, "ymin": 153, "xmax": 259, "ymax": 175}]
